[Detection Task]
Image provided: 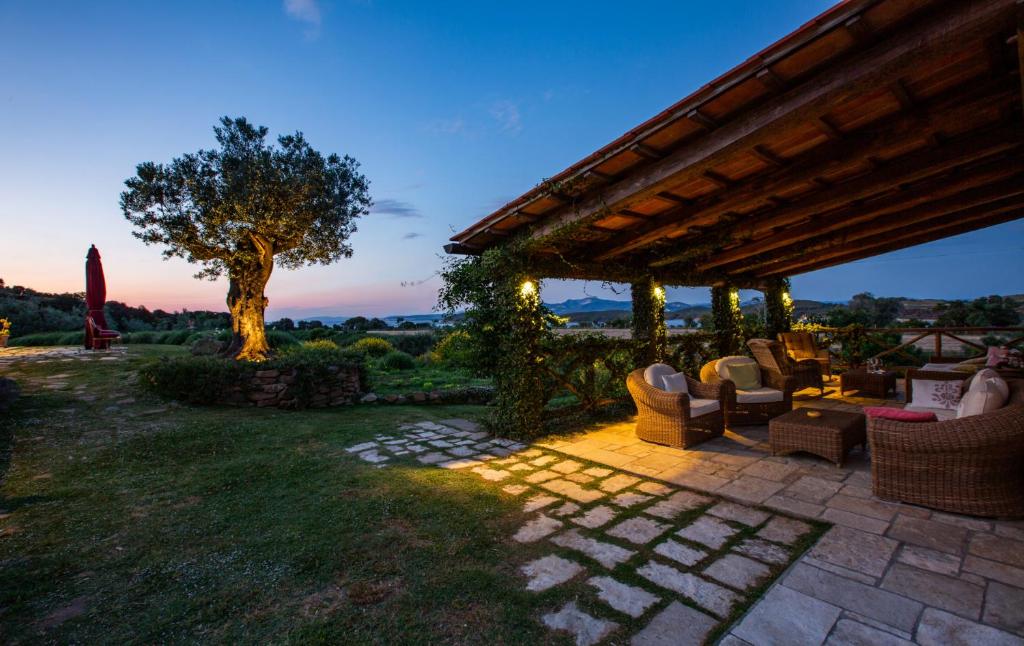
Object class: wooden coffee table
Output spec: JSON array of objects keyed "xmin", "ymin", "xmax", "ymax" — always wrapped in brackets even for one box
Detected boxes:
[
  {"xmin": 769, "ymin": 408, "xmax": 867, "ymax": 467},
  {"xmin": 840, "ymin": 369, "xmax": 897, "ymax": 398}
]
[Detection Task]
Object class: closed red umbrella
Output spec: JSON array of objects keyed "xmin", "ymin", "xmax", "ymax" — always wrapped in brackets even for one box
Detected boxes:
[{"xmin": 84, "ymin": 245, "xmax": 118, "ymax": 348}]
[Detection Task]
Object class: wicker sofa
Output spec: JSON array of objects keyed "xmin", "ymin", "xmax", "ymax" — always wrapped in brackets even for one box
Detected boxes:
[
  {"xmin": 868, "ymin": 375, "xmax": 1024, "ymax": 517},
  {"xmin": 699, "ymin": 357, "xmax": 794, "ymax": 426},
  {"xmin": 748, "ymin": 338, "xmax": 824, "ymax": 394},
  {"xmin": 627, "ymin": 364, "xmax": 730, "ymax": 448}
]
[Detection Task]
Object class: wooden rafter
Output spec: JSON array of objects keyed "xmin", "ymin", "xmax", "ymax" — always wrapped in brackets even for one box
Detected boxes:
[{"xmin": 589, "ymin": 80, "xmax": 1011, "ymax": 262}]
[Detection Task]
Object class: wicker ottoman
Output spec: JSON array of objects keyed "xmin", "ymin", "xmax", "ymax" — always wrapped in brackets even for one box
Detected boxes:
[{"xmin": 769, "ymin": 408, "xmax": 867, "ymax": 467}]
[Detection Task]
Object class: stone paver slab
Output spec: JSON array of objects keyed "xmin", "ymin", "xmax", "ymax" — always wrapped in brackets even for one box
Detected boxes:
[
  {"xmin": 606, "ymin": 517, "xmax": 670, "ymax": 545},
  {"xmin": 541, "ymin": 479, "xmax": 605, "ymax": 503},
  {"xmin": 571, "ymin": 505, "xmax": 618, "ymax": 529},
  {"xmin": 635, "ymin": 481, "xmax": 674, "ymax": 496},
  {"xmin": 896, "ymin": 544, "xmax": 960, "ymax": 577},
  {"xmin": 599, "ymin": 474, "xmax": 641, "ymax": 493},
  {"xmin": 523, "ymin": 494, "xmax": 560, "ymax": 513},
  {"xmin": 809, "ymin": 526, "xmax": 896, "ymax": 578},
  {"xmin": 717, "ymin": 475, "xmax": 785, "ymax": 504},
  {"xmin": 676, "ymin": 515, "xmax": 738, "ymax": 550},
  {"xmin": 564, "ymin": 472, "xmax": 594, "ymax": 484},
  {"xmin": 757, "ymin": 516, "xmax": 813, "ymax": 545},
  {"xmin": 653, "ymin": 539, "xmax": 706, "ymax": 567},
  {"xmin": 502, "ymin": 484, "xmax": 529, "ymax": 496},
  {"xmin": 984, "ymin": 582, "xmax": 1024, "ymax": 636},
  {"xmin": 708, "ymin": 501, "xmax": 770, "ymax": 527},
  {"xmin": 888, "ymin": 515, "xmax": 968, "ymax": 556},
  {"xmin": 588, "ymin": 576, "xmax": 659, "ymax": 618},
  {"xmin": 784, "ymin": 562, "xmax": 923, "ymax": 633},
  {"xmin": 522, "ymin": 555, "xmax": 584, "ymax": 592},
  {"xmin": 470, "ymin": 465, "xmax": 511, "ymax": 482},
  {"xmin": 542, "ymin": 601, "xmax": 618, "ymax": 646},
  {"xmin": 783, "ymin": 476, "xmax": 844, "ymax": 504},
  {"xmin": 880, "ymin": 563, "xmax": 983, "ymax": 620},
  {"xmin": 644, "ymin": 490, "xmax": 712, "ymax": 520},
  {"xmin": 439, "ymin": 458, "xmax": 483, "ymax": 470},
  {"xmin": 735, "ymin": 538, "xmax": 790, "ymax": 566},
  {"xmin": 610, "ymin": 492, "xmax": 652, "ymax": 507},
  {"xmin": 636, "ymin": 560, "xmax": 739, "ymax": 617},
  {"xmin": 531, "ymin": 455, "xmax": 558, "ymax": 467},
  {"xmin": 417, "ymin": 451, "xmax": 450, "ymax": 465},
  {"xmin": 969, "ymin": 533, "xmax": 1024, "ymax": 569},
  {"xmin": 551, "ymin": 502, "xmax": 580, "ymax": 517},
  {"xmin": 963, "ymin": 554, "xmax": 1024, "ymax": 589},
  {"xmin": 630, "ymin": 601, "xmax": 716, "ymax": 645},
  {"xmin": 703, "ymin": 554, "xmax": 771, "ymax": 591},
  {"xmin": 583, "ymin": 467, "xmax": 613, "ymax": 478},
  {"xmin": 551, "ymin": 459, "xmax": 583, "ymax": 474},
  {"xmin": 550, "ymin": 529, "xmax": 635, "ymax": 569},
  {"xmin": 826, "ymin": 619, "xmax": 914, "ymax": 646},
  {"xmin": 916, "ymin": 608, "xmax": 1024, "ymax": 646},
  {"xmin": 513, "ymin": 515, "xmax": 562, "ymax": 543},
  {"xmin": 732, "ymin": 584, "xmax": 841, "ymax": 646},
  {"xmin": 525, "ymin": 469, "xmax": 560, "ymax": 484}
]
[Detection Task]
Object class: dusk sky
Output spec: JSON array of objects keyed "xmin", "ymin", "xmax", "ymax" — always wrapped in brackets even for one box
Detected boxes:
[{"xmin": 2, "ymin": 0, "xmax": 1022, "ymax": 319}]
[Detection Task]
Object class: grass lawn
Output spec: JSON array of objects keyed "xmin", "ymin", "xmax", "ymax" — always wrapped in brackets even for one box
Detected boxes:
[
  {"xmin": 0, "ymin": 346, "xmax": 566, "ymax": 644},
  {"xmin": 366, "ymin": 364, "xmax": 491, "ymax": 396}
]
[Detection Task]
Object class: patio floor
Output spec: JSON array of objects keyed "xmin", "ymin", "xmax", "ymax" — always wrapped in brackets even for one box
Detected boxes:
[{"xmin": 537, "ymin": 377, "xmax": 1024, "ymax": 644}]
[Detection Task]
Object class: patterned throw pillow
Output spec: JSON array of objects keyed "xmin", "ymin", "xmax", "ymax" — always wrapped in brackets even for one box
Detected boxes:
[{"xmin": 911, "ymin": 379, "xmax": 964, "ymax": 410}]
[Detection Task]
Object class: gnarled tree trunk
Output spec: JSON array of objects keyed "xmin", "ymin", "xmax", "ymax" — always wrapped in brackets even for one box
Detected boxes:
[{"xmin": 226, "ymin": 238, "xmax": 275, "ymax": 361}]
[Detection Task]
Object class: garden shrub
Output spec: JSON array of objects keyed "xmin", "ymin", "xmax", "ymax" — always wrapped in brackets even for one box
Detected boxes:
[
  {"xmin": 140, "ymin": 346, "xmax": 365, "ymax": 406},
  {"xmin": 164, "ymin": 329, "xmax": 192, "ymax": 345},
  {"xmin": 348, "ymin": 336, "xmax": 394, "ymax": 358},
  {"xmin": 378, "ymin": 350, "xmax": 416, "ymax": 371},
  {"xmin": 9, "ymin": 331, "xmax": 80, "ymax": 346},
  {"xmin": 267, "ymin": 330, "xmax": 300, "ymax": 349},
  {"xmin": 429, "ymin": 330, "xmax": 475, "ymax": 370},
  {"xmin": 380, "ymin": 332, "xmax": 437, "ymax": 357},
  {"xmin": 300, "ymin": 339, "xmax": 339, "ymax": 351}
]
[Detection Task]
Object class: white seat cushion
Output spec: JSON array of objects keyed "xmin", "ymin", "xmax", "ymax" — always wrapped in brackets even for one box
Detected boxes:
[
  {"xmin": 969, "ymin": 369, "xmax": 1009, "ymax": 402},
  {"xmin": 643, "ymin": 363, "xmax": 676, "ymax": 391},
  {"xmin": 736, "ymin": 387, "xmax": 784, "ymax": 404},
  {"xmin": 921, "ymin": 363, "xmax": 957, "ymax": 372},
  {"xmin": 716, "ymin": 356, "xmax": 762, "ymax": 390},
  {"xmin": 905, "ymin": 404, "xmax": 957, "ymax": 421},
  {"xmin": 689, "ymin": 398, "xmax": 720, "ymax": 418}
]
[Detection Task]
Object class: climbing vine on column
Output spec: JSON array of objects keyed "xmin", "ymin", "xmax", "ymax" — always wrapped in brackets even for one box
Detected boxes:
[
  {"xmin": 631, "ymin": 276, "xmax": 667, "ymax": 367},
  {"xmin": 711, "ymin": 285, "xmax": 744, "ymax": 356},
  {"xmin": 764, "ymin": 277, "xmax": 794, "ymax": 338}
]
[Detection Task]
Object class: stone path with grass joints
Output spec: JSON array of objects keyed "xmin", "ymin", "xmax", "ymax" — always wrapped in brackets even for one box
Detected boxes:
[{"xmin": 345, "ymin": 419, "xmax": 826, "ymax": 645}]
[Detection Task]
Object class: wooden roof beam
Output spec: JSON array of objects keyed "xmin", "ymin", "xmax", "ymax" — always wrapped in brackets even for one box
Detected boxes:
[
  {"xmin": 761, "ymin": 206, "xmax": 1024, "ymax": 277},
  {"xmin": 726, "ymin": 183, "xmax": 1024, "ymax": 275},
  {"xmin": 592, "ymin": 86, "xmax": 1016, "ymax": 263},
  {"xmin": 694, "ymin": 127, "xmax": 1021, "ymax": 269},
  {"xmin": 524, "ymin": 0, "xmax": 1018, "ymax": 246},
  {"xmin": 653, "ymin": 159, "xmax": 1023, "ymax": 271}
]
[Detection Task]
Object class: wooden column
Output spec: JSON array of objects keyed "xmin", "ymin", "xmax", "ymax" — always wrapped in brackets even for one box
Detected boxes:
[
  {"xmin": 763, "ymin": 277, "xmax": 794, "ymax": 339},
  {"xmin": 492, "ymin": 273, "xmax": 547, "ymax": 439},
  {"xmin": 631, "ymin": 276, "xmax": 667, "ymax": 368},
  {"xmin": 711, "ymin": 285, "xmax": 744, "ymax": 357}
]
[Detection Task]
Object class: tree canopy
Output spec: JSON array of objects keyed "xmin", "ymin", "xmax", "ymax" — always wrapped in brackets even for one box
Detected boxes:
[{"xmin": 121, "ymin": 116, "xmax": 371, "ymax": 360}]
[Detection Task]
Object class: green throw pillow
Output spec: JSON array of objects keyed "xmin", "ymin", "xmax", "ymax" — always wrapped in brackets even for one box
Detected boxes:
[{"xmin": 728, "ymin": 362, "xmax": 761, "ymax": 390}]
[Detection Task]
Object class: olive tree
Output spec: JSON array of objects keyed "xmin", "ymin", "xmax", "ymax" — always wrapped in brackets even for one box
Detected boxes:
[{"xmin": 121, "ymin": 117, "xmax": 371, "ymax": 360}]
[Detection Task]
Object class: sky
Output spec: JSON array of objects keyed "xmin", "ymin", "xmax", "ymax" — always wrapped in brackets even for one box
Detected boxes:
[{"xmin": 1, "ymin": 0, "xmax": 1022, "ymax": 319}]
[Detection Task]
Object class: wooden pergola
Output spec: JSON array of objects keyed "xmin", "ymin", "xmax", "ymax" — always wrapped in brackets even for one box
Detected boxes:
[
  {"xmin": 443, "ymin": 0, "xmax": 1024, "ymax": 436},
  {"xmin": 447, "ymin": 0, "xmax": 1023, "ymax": 291}
]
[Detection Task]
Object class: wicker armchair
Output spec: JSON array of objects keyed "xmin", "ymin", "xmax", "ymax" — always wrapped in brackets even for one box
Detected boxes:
[
  {"xmin": 748, "ymin": 338, "xmax": 824, "ymax": 394},
  {"xmin": 627, "ymin": 365, "xmax": 730, "ymax": 448},
  {"xmin": 699, "ymin": 357, "xmax": 794, "ymax": 426},
  {"xmin": 869, "ymin": 377, "xmax": 1024, "ymax": 517},
  {"xmin": 779, "ymin": 331, "xmax": 832, "ymax": 378}
]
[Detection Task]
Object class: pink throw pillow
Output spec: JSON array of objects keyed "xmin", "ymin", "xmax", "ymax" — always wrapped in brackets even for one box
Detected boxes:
[{"xmin": 864, "ymin": 407, "xmax": 937, "ymax": 423}]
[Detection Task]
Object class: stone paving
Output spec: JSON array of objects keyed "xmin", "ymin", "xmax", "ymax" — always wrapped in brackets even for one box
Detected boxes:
[
  {"xmin": 345, "ymin": 419, "xmax": 821, "ymax": 645},
  {"xmin": 535, "ymin": 379, "xmax": 1024, "ymax": 645},
  {"xmin": 0, "ymin": 345, "xmax": 125, "ymax": 367}
]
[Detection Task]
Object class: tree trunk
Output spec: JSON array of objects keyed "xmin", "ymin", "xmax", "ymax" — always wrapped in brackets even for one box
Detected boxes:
[{"xmin": 226, "ymin": 241, "xmax": 274, "ymax": 361}]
